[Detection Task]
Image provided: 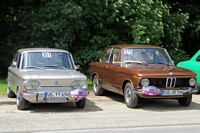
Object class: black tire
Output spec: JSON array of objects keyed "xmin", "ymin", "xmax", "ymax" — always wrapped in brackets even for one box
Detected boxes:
[
  {"xmin": 124, "ymin": 82, "xmax": 138, "ymax": 108},
  {"xmin": 7, "ymin": 86, "xmax": 16, "ymax": 98},
  {"xmin": 16, "ymin": 90, "xmax": 27, "ymax": 110},
  {"xmin": 93, "ymin": 76, "xmax": 104, "ymax": 96},
  {"xmin": 76, "ymin": 98, "xmax": 86, "ymax": 109},
  {"xmin": 178, "ymin": 93, "xmax": 192, "ymax": 106}
]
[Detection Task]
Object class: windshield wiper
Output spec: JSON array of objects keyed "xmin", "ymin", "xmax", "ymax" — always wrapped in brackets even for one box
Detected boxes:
[
  {"xmin": 44, "ymin": 65, "xmax": 66, "ymax": 70},
  {"xmin": 24, "ymin": 66, "xmax": 43, "ymax": 69},
  {"xmin": 148, "ymin": 62, "xmax": 170, "ymax": 66},
  {"xmin": 124, "ymin": 61, "xmax": 148, "ymax": 66}
]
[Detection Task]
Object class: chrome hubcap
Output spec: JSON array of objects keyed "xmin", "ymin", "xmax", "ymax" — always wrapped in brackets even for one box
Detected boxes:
[
  {"xmin": 125, "ymin": 87, "xmax": 131, "ymax": 104},
  {"xmin": 93, "ymin": 78, "xmax": 99, "ymax": 92},
  {"xmin": 16, "ymin": 92, "xmax": 19, "ymax": 106},
  {"xmin": 6, "ymin": 88, "xmax": 9, "ymax": 94}
]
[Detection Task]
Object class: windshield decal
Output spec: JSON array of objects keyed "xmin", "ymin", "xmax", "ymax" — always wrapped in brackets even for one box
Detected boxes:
[
  {"xmin": 42, "ymin": 52, "xmax": 52, "ymax": 58},
  {"xmin": 124, "ymin": 49, "xmax": 133, "ymax": 54}
]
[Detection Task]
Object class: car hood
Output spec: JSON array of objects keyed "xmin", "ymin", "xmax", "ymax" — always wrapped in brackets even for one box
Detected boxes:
[
  {"xmin": 131, "ymin": 66, "xmax": 196, "ymax": 76},
  {"xmin": 22, "ymin": 69, "xmax": 86, "ymax": 79}
]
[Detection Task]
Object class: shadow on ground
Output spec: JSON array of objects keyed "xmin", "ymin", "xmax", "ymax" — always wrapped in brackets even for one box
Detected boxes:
[{"xmin": 101, "ymin": 90, "xmax": 200, "ymax": 112}]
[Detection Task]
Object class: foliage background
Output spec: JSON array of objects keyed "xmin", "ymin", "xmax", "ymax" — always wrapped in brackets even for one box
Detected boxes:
[{"xmin": 0, "ymin": 0, "xmax": 200, "ymax": 77}]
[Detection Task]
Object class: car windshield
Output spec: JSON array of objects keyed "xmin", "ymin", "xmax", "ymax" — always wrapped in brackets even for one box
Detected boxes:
[
  {"xmin": 123, "ymin": 48, "xmax": 174, "ymax": 66},
  {"xmin": 22, "ymin": 52, "xmax": 75, "ymax": 69}
]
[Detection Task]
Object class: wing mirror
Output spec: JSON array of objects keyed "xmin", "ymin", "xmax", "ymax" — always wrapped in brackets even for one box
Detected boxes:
[{"xmin": 75, "ymin": 65, "xmax": 80, "ymax": 69}]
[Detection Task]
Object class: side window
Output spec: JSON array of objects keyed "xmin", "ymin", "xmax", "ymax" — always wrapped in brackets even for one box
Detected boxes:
[
  {"xmin": 12, "ymin": 52, "xmax": 21, "ymax": 68},
  {"xmin": 111, "ymin": 48, "xmax": 121, "ymax": 65},
  {"xmin": 101, "ymin": 48, "xmax": 112, "ymax": 63},
  {"xmin": 17, "ymin": 53, "xmax": 21, "ymax": 68},
  {"xmin": 196, "ymin": 55, "xmax": 200, "ymax": 62},
  {"xmin": 11, "ymin": 52, "xmax": 19, "ymax": 67}
]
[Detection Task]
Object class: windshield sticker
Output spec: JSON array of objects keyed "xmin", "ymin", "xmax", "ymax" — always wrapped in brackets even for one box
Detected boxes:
[
  {"xmin": 42, "ymin": 52, "xmax": 52, "ymax": 58},
  {"xmin": 124, "ymin": 49, "xmax": 133, "ymax": 54}
]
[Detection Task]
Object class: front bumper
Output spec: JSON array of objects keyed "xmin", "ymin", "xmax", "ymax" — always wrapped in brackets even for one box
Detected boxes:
[
  {"xmin": 135, "ymin": 86, "xmax": 193, "ymax": 98},
  {"xmin": 21, "ymin": 88, "xmax": 89, "ymax": 103},
  {"xmin": 192, "ymin": 85, "xmax": 200, "ymax": 93}
]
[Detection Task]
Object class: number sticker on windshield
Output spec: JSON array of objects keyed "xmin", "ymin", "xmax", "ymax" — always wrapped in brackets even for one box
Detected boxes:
[
  {"xmin": 42, "ymin": 52, "xmax": 52, "ymax": 58},
  {"xmin": 124, "ymin": 49, "xmax": 133, "ymax": 54}
]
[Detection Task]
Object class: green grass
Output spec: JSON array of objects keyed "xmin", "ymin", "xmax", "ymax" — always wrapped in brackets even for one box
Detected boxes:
[
  {"xmin": 0, "ymin": 78, "xmax": 93, "ymax": 95},
  {"xmin": 0, "ymin": 78, "xmax": 7, "ymax": 95},
  {"xmin": 86, "ymin": 78, "xmax": 93, "ymax": 91}
]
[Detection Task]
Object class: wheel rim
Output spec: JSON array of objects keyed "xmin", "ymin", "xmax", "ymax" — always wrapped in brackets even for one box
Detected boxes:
[
  {"xmin": 125, "ymin": 86, "xmax": 131, "ymax": 104},
  {"xmin": 93, "ymin": 77, "xmax": 99, "ymax": 93},
  {"xmin": 6, "ymin": 87, "xmax": 9, "ymax": 95},
  {"xmin": 16, "ymin": 91, "xmax": 19, "ymax": 106}
]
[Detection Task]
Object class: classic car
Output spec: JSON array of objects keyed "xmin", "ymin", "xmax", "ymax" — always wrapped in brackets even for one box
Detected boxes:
[
  {"xmin": 7, "ymin": 48, "xmax": 88, "ymax": 110},
  {"xmin": 89, "ymin": 45, "xmax": 196, "ymax": 108},
  {"xmin": 177, "ymin": 50, "xmax": 200, "ymax": 93}
]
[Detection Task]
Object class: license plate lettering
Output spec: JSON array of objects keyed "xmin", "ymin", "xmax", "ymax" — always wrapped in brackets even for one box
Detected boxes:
[
  {"xmin": 161, "ymin": 90, "xmax": 183, "ymax": 96},
  {"xmin": 44, "ymin": 92, "xmax": 69, "ymax": 98}
]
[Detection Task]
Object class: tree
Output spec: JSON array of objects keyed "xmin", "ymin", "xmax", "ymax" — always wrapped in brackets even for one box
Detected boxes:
[{"xmin": 0, "ymin": 0, "xmax": 189, "ymax": 77}]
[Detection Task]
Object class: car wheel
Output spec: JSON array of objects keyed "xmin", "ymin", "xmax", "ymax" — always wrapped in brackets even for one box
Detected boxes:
[
  {"xmin": 76, "ymin": 98, "xmax": 86, "ymax": 109},
  {"xmin": 178, "ymin": 93, "xmax": 192, "ymax": 106},
  {"xmin": 16, "ymin": 90, "xmax": 27, "ymax": 110},
  {"xmin": 7, "ymin": 86, "xmax": 16, "ymax": 98},
  {"xmin": 93, "ymin": 75, "xmax": 104, "ymax": 96},
  {"xmin": 124, "ymin": 82, "xmax": 138, "ymax": 108}
]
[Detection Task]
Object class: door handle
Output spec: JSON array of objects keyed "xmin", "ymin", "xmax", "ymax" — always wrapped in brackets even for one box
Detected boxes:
[{"xmin": 104, "ymin": 66, "xmax": 108, "ymax": 69}]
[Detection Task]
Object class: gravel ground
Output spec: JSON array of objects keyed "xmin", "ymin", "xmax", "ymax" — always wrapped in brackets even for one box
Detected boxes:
[{"xmin": 0, "ymin": 92, "xmax": 200, "ymax": 133}]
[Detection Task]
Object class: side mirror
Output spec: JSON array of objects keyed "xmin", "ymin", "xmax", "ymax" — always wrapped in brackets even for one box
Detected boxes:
[
  {"xmin": 12, "ymin": 62, "xmax": 17, "ymax": 67},
  {"xmin": 75, "ymin": 65, "xmax": 80, "ymax": 69}
]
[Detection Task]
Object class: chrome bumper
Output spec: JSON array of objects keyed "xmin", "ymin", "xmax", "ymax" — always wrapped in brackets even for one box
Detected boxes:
[{"xmin": 21, "ymin": 89, "xmax": 89, "ymax": 103}]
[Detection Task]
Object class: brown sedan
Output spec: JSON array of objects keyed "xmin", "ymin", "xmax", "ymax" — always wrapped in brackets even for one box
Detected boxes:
[{"xmin": 89, "ymin": 45, "xmax": 196, "ymax": 108}]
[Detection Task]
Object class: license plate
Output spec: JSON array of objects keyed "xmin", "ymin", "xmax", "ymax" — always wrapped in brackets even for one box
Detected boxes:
[
  {"xmin": 44, "ymin": 92, "xmax": 69, "ymax": 98},
  {"xmin": 161, "ymin": 90, "xmax": 183, "ymax": 96}
]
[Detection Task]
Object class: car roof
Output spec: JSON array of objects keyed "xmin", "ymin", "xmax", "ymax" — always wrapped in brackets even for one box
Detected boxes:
[
  {"xmin": 17, "ymin": 48, "xmax": 70, "ymax": 53},
  {"xmin": 109, "ymin": 44, "xmax": 163, "ymax": 49}
]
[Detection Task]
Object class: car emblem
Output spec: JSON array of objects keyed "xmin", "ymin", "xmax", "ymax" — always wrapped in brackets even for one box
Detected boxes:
[
  {"xmin": 169, "ymin": 72, "xmax": 173, "ymax": 75},
  {"xmin": 55, "ymin": 81, "xmax": 58, "ymax": 85}
]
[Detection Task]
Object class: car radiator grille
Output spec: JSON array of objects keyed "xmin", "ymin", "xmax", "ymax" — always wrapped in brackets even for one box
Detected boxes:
[{"xmin": 148, "ymin": 78, "xmax": 191, "ymax": 88}]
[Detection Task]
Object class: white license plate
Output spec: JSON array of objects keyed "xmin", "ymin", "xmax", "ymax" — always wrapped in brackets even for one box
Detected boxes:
[
  {"xmin": 161, "ymin": 90, "xmax": 183, "ymax": 96},
  {"xmin": 44, "ymin": 92, "xmax": 69, "ymax": 98}
]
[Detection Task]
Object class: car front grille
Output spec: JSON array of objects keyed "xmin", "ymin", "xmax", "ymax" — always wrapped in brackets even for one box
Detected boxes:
[{"xmin": 148, "ymin": 78, "xmax": 191, "ymax": 88}]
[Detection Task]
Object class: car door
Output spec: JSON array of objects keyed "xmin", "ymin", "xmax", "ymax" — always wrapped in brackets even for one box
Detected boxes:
[
  {"xmin": 8, "ymin": 52, "xmax": 21, "ymax": 92},
  {"xmin": 103, "ymin": 48, "xmax": 122, "ymax": 94},
  {"xmin": 95, "ymin": 47, "xmax": 113, "ymax": 88}
]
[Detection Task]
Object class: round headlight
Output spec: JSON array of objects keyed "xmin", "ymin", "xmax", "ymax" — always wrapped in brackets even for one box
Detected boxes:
[
  {"xmin": 189, "ymin": 78, "xmax": 196, "ymax": 86},
  {"xmin": 71, "ymin": 80, "xmax": 88, "ymax": 90},
  {"xmin": 141, "ymin": 78, "xmax": 149, "ymax": 87},
  {"xmin": 24, "ymin": 80, "xmax": 40, "ymax": 90},
  {"xmin": 71, "ymin": 81, "xmax": 80, "ymax": 89},
  {"xmin": 32, "ymin": 81, "xmax": 41, "ymax": 89},
  {"xmin": 24, "ymin": 81, "xmax": 32, "ymax": 90}
]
